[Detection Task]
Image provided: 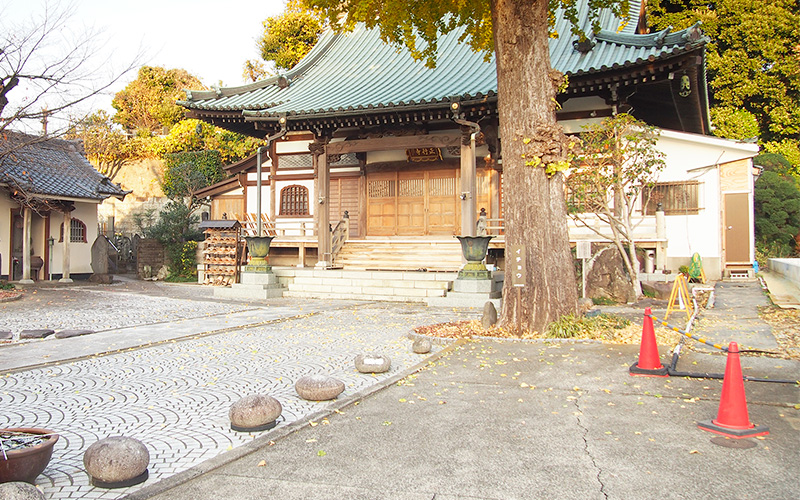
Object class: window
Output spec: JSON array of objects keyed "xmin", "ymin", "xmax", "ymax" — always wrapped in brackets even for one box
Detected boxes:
[
  {"xmin": 280, "ymin": 185, "xmax": 309, "ymax": 216},
  {"xmin": 644, "ymin": 181, "xmax": 701, "ymax": 215},
  {"xmin": 59, "ymin": 218, "xmax": 87, "ymax": 243}
]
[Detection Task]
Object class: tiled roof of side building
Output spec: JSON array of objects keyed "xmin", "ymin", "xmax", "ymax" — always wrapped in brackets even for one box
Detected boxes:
[
  {"xmin": 180, "ymin": 4, "xmax": 706, "ymax": 119},
  {"xmin": 0, "ymin": 132, "xmax": 129, "ymax": 201}
]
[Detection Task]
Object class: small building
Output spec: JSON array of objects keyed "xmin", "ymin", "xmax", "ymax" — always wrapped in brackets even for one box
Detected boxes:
[
  {"xmin": 182, "ymin": 2, "xmax": 755, "ymax": 299},
  {"xmin": 0, "ymin": 131, "xmax": 129, "ymax": 281}
]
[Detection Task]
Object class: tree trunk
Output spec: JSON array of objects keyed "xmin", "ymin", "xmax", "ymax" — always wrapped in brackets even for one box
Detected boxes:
[{"xmin": 492, "ymin": 0, "xmax": 578, "ymax": 334}]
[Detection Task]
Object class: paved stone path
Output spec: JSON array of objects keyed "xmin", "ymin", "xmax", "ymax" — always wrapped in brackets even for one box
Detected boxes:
[{"xmin": 0, "ymin": 281, "xmax": 478, "ymax": 499}]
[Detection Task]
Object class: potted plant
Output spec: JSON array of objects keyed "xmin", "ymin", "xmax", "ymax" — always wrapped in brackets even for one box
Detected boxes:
[{"xmin": 0, "ymin": 428, "xmax": 59, "ymax": 484}]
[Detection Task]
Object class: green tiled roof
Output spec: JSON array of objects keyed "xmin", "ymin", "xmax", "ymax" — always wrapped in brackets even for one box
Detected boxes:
[{"xmin": 181, "ymin": 3, "xmax": 705, "ymax": 121}]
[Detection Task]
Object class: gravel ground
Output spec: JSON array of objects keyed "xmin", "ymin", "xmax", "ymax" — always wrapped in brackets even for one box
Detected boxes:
[{"xmin": 0, "ymin": 276, "xmax": 268, "ymax": 338}]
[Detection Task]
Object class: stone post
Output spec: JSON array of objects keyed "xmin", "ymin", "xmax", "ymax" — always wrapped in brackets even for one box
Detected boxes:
[
  {"xmin": 19, "ymin": 207, "xmax": 33, "ymax": 284},
  {"xmin": 60, "ymin": 211, "xmax": 73, "ymax": 283}
]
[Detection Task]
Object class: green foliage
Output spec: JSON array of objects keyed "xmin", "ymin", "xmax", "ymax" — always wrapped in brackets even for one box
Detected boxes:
[
  {"xmin": 66, "ymin": 110, "xmax": 148, "ymax": 180},
  {"xmin": 754, "ymin": 152, "xmax": 793, "ymax": 176},
  {"xmin": 710, "ymin": 107, "xmax": 760, "ymax": 141},
  {"xmin": 242, "ymin": 59, "xmax": 271, "ymax": 82},
  {"xmin": 112, "ymin": 66, "xmax": 206, "ymax": 134},
  {"xmin": 756, "ymin": 239, "xmax": 795, "ymax": 262},
  {"xmin": 147, "ymin": 201, "xmax": 202, "ymax": 277},
  {"xmin": 754, "ymin": 170, "xmax": 800, "ymax": 248},
  {"xmin": 0, "ymin": 281, "xmax": 16, "ymax": 290},
  {"xmin": 591, "ymin": 296, "xmax": 616, "ymax": 306},
  {"xmin": 166, "ymin": 240, "xmax": 198, "ymax": 279},
  {"xmin": 546, "ymin": 313, "xmax": 630, "ymax": 339},
  {"xmin": 161, "ymin": 150, "xmax": 225, "ymax": 207},
  {"xmin": 647, "ymin": 1, "xmax": 800, "ymax": 147},
  {"xmin": 303, "ymin": 0, "xmax": 629, "ymax": 68},
  {"xmin": 259, "ymin": 4, "xmax": 324, "ymax": 71},
  {"xmin": 150, "ymin": 119, "xmax": 263, "ymax": 165},
  {"xmin": 763, "ymin": 140, "xmax": 800, "ymax": 176}
]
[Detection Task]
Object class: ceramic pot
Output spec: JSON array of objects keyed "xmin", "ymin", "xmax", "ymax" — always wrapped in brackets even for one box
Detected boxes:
[{"xmin": 0, "ymin": 428, "xmax": 59, "ymax": 484}]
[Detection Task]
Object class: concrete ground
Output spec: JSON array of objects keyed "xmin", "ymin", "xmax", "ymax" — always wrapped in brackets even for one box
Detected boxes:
[{"xmin": 1, "ymin": 277, "xmax": 798, "ymax": 500}]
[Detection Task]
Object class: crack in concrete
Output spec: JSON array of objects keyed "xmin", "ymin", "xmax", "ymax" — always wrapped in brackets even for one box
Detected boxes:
[{"xmin": 570, "ymin": 394, "xmax": 609, "ymax": 500}]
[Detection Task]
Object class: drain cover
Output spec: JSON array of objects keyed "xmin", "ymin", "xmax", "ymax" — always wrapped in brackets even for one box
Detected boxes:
[{"xmin": 710, "ymin": 437, "xmax": 758, "ymax": 449}]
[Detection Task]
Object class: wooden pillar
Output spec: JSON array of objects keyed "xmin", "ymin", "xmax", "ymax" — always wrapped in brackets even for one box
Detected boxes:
[
  {"xmin": 60, "ymin": 211, "xmax": 73, "ymax": 283},
  {"xmin": 19, "ymin": 207, "xmax": 33, "ymax": 283},
  {"xmin": 310, "ymin": 139, "xmax": 331, "ymax": 267},
  {"xmin": 460, "ymin": 128, "xmax": 477, "ymax": 236}
]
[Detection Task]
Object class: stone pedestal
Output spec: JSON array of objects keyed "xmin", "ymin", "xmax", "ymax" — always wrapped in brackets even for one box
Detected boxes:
[
  {"xmin": 426, "ymin": 272, "xmax": 503, "ymax": 310},
  {"xmin": 213, "ymin": 271, "xmax": 284, "ymax": 300}
]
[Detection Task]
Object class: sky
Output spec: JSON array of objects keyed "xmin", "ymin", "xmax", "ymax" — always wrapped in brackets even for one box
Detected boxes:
[{"xmin": 3, "ymin": 0, "xmax": 286, "ymax": 121}]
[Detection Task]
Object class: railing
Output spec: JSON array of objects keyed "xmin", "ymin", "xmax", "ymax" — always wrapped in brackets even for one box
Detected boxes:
[
  {"xmin": 485, "ymin": 218, "xmax": 504, "ymax": 236},
  {"xmin": 236, "ymin": 213, "xmax": 315, "ymax": 237},
  {"xmin": 478, "ymin": 215, "xmax": 664, "ymax": 243},
  {"xmin": 330, "ymin": 211, "xmax": 350, "ymax": 265}
]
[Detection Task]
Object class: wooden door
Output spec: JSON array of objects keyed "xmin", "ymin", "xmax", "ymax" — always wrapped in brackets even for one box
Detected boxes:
[
  {"xmin": 427, "ymin": 170, "xmax": 459, "ymax": 235},
  {"xmin": 397, "ymin": 171, "xmax": 425, "ymax": 235},
  {"xmin": 330, "ymin": 177, "xmax": 361, "ymax": 237},
  {"xmin": 367, "ymin": 172, "xmax": 397, "ymax": 236},
  {"xmin": 724, "ymin": 192, "xmax": 750, "ymax": 263}
]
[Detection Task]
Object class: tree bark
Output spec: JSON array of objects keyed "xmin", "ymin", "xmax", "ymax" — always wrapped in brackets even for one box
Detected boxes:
[{"xmin": 492, "ymin": 0, "xmax": 578, "ymax": 334}]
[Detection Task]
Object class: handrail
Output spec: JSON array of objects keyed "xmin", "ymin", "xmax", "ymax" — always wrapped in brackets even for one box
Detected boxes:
[{"xmin": 330, "ymin": 211, "xmax": 350, "ymax": 265}]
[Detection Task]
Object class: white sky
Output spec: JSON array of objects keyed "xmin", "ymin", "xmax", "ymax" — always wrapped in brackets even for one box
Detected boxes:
[{"xmin": 3, "ymin": 0, "xmax": 286, "ymax": 119}]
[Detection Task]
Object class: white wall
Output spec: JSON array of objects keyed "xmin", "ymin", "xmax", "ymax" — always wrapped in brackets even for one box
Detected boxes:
[
  {"xmin": 48, "ymin": 202, "xmax": 100, "ymax": 276},
  {"xmin": 655, "ymin": 131, "xmax": 758, "ymax": 274},
  {"xmin": 0, "ymin": 196, "xmax": 14, "ymax": 277}
]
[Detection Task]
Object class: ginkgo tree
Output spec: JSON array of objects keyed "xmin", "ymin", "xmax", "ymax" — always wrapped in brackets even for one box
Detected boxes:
[{"xmin": 303, "ymin": 0, "xmax": 631, "ymax": 334}]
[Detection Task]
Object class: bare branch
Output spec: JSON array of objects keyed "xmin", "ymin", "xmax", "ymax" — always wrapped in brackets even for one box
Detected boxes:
[{"xmin": 0, "ymin": 0, "xmax": 142, "ymax": 140}]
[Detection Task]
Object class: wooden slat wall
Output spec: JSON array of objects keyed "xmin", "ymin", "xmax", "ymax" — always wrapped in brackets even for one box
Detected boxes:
[
  {"xmin": 212, "ymin": 196, "xmax": 244, "ymax": 220},
  {"xmin": 330, "ymin": 177, "xmax": 361, "ymax": 237}
]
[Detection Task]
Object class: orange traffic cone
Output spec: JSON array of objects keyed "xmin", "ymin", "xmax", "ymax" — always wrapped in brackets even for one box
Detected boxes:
[
  {"xmin": 630, "ymin": 307, "xmax": 668, "ymax": 377},
  {"xmin": 698, "ymin": 342, "xmax": 769, "ymax": 438}
]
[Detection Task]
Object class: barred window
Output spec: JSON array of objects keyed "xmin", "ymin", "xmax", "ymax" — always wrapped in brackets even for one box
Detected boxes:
[
  {"xmin": 59, "ymin": 219, "xmax": 87, "ymax": 243},
  {"xmin": 280, "ymin": 185, "xmax": 309, "ymax": 216},
  {"xmin": 644, "ymin": 181, "xmax": 701, "ymax": 215}
]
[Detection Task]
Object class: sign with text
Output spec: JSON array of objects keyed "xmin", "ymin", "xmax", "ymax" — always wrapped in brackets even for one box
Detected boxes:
[
  {"xmin": 510, "ymin": 244, "xmax": 527, "ymax": 287},
  {"xmin": 406, "ymin": 147, "xmax": 442, "ymax": 162},
  {"xmin": 576, "ymin": 240, "xmax": 591, "ymax": 260}
]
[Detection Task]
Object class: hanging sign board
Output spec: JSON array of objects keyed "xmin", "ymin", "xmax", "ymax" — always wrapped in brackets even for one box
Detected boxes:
[
  {"xmin": 406, "ymin": 147, "xmax": 442, "ymax": 162},
  {"xmin": 510, "ymin": 244, "xmax": 526, "ymax": 287},
  {"xmin": 576, "ymin": 240, "xmax": 591, "ymax": 260}
]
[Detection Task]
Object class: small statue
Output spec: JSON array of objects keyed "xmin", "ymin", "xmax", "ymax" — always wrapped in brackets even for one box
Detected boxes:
[{"xmin": 476, "ymin": 208, "xmax": 488, "ymax": 236}]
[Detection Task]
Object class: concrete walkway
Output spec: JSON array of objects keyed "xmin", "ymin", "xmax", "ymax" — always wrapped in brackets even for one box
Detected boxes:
[
  {"xmin": 131, "ymin": 341, "xmax": 800, "ymax": 500},
  {"xmin": 1, "ymin": 278, "xmax": 798, "ymax": 500}
]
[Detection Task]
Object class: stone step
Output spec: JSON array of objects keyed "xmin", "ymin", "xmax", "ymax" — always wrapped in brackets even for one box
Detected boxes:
[
  {"xmin": 275, "ymin": 268, "xmax": 454, "ymax": 302},
  {"xmin": 335, "ymin": 241, "xmax": 464, "ymax": 271}
]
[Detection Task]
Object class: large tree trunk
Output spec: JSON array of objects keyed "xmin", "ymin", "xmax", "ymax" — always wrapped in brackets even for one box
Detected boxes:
[{"xmin": 492, "ymin": 0, "xmax": 578, "ymax": 334}]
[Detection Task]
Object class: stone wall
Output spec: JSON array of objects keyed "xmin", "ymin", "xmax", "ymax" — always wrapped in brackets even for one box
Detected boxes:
[{"xmin": 137, "ymin": 238, "xmax": 165, "ymax": 279}]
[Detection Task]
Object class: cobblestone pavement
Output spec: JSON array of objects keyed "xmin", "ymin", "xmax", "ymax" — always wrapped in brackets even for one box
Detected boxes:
[
  {"xmin": 0, "ymin": 280, "xmax": 478, "ymax": 499},
  {"xmin": 0, "ymin": 279, "xmax": 259, "ymax": 336}
]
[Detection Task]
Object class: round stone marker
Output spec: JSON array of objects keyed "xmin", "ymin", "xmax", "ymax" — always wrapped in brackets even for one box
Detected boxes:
[
  {"xmin": 19, "ymin": 329, "xmax": 54, "ymax": 339},
  {"xmin": 295, "ymin": 375, "xmax": 345, "ymax": 401},
  {"xmin": 229, "ymin": 394, "xmax": 282, "ymax": 432},
  {"xmin": 54, "ymin": 329, "xmax": 95, "ymax": 339},
  {"xmin": 412, "ymin": 338, "xmax": 432, "ymax": 354},
  {"xmin": 0, "ymin": 482, "xmax": 46, "ymax": 500},
  {"xmin": 354, "ymin": 353, "xmax": 391, "ymax": 374},
  {"xmin": 83, "ymin": 436, "xmax": 149, "ymax": 489}
]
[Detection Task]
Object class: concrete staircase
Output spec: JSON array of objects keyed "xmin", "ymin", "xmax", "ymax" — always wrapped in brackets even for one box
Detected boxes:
[
  {"xmin": 333, "ymin": 239, "xmax": 464, "ymax": 271},
  {"xmin": 276, "ymin": 268, "xmax": 456, "ymax": 303}
]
